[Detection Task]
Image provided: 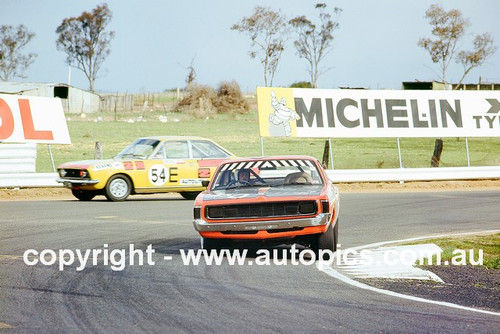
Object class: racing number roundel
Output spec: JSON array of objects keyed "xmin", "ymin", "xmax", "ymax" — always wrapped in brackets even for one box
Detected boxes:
[{"xmin": 149, "ymin": 165, "xmax": 169, "ymax": 186}]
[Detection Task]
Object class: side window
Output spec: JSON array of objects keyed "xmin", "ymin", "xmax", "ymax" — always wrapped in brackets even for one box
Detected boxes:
[
  {"xmin": 191, "ymin": 140, "xmax": 229, "ymax": 159},
  {"xmin": 164, "ymin": 141, "xmax": 189, "ymax": 159},
  {"xmin": 153, "ymin": 145, "xmax": 166, "ymax": 159}
]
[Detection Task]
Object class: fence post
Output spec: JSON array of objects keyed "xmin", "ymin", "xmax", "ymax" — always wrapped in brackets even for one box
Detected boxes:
[
  {"xmin": 94, "ymin": 141, "xmax": 103, "ymax": 159},
  {"xmin": 431, "ymin": 139, "xmax": 443, "ymax": 167}
]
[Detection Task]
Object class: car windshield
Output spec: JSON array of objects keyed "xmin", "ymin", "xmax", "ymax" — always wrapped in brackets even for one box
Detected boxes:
[
  {"xmin": 210, "ymin": 158, "xmax": 324, "ymax": 190},
  {"xmin": 115, "ymin": 138, "xmax": 160, "ymax": 160}
]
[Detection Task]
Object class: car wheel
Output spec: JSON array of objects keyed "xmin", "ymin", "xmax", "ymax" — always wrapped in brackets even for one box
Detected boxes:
[
  {"xmin": 105, "ymin": 175, "xmax": 132, "ymax": 202},
  {"xmin": 71, "ymin": 189, "xmax": 96, "ymax": 201},
  {"xmin": 180, "ymin": 191, "xmax": 200, "ymax": 200},
  {"xmin": 333, "ymin": 219, "xmax": 339, "ymax": 252},
  {"xmin": 313, "ymin": 220, "xmax": 335, "ymax": 260},
  {"xmin": 201, "ymin": 237, "xmax": 225, "ymax": 252}
]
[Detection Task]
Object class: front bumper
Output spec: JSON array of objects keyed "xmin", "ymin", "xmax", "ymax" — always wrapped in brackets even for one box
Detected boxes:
[
  {"xmin": 193, "ymin": 213, "xmax": 330, "ymax": 233},
  {"xmin": 57, "ymin": 178, "xmax": 100, "ymax": 188}
]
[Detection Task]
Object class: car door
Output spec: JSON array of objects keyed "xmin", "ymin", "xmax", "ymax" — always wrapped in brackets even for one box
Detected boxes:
[{"xmin": 136, "ymin": 140, "xmax": 199, "ymax": 192}]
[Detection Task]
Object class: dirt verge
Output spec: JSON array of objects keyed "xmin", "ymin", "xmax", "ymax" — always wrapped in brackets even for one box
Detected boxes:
[{"xmin": 2, "ymin": 179, "xmax": 500, "ymax": 201}]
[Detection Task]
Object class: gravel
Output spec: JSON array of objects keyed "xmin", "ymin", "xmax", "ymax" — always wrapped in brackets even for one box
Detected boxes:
[{"xmin": 358, "ymin": 265, "xmax": 500, "ymax": 312}]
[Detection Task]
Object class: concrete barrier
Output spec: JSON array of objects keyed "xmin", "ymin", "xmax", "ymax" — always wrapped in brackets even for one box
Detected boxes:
[
  {"xmin": 0, "ymin": 173, "xmax": 60, "ymax": 187},
  {"xmin": 327, "ymin": 166, "xmax": 500, "ymax": 183}
]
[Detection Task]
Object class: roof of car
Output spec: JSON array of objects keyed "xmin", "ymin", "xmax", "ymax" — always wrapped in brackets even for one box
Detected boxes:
[
  {"xmin": 220, "ymin": 156, "xmax": 319, "ymax": 163},
  {"xmin": 139, "ymin": 136, "xmax": 212, "ymax": 141}
]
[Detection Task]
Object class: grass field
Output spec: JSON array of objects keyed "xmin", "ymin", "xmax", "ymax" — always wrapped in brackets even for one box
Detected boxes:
[
  {"xmin": 410, "ymin": 233, "xmax": 500, "ymax": 269},
  {"xmin": 36, "ymin": 108, "xmax": 500, "ymax": 172}
]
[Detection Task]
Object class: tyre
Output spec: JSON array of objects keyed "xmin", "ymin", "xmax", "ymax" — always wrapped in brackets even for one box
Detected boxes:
[
  {"xmin": 201, "ymin": 237, "xmax": 225, "ymax": 252},
  {"xmin": 312, "ymin": 220, "xmax": 336, "ymax": 260},
  {"xmin": 333, "ymin": 219, "xmax": 339, "ymax": 252},
  {"xmin": 71, "ymin": 189, "xmax": 96, "ymax": 201},
  {"xmin": 180, "ymin": 191, "xmax": 200, "ymax": 200},
  {"xmin": 105, "ymin": 175, "xmax": 132, "ymax": 201}
]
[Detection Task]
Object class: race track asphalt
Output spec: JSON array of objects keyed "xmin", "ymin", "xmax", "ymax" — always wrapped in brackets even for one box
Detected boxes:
[{"xmin": 1, "ymin": 191, "xmax": 499, "ymax": 332}]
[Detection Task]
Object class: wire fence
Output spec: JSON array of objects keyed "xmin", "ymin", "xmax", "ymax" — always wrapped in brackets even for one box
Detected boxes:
[{"xmin": 99, "ymin": 90, "xmax": 184, "ymax": 114}]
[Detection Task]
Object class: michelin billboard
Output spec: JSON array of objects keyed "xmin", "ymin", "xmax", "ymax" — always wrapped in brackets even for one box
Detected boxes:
[{"xmin": 257, "ymin": 87, "xmax": 500, "ymax": 138}]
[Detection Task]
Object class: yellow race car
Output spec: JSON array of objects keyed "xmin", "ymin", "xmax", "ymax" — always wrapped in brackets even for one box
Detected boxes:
[{"xmin": 57, "ymin": 136, "xmax": 235, "ymax": 201}]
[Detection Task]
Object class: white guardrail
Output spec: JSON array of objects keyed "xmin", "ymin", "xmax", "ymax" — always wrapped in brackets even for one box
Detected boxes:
[
  {"xmin": 0, "ymin": 143, "xmax": 61, "ymax": 188},
  {"xmin": 326, "ymin": 166, "xmax": 500, "ymax": 183},
  {"xmin": 0, "ymin": 173, "xmax": 60, "ymax": 187},
  {"xmin": 1, "ymin": 143, "xmax": 499, "ymax": 187},
  {"xmin": 0, "ymin": 168, "xmax": 499, "ymax": 188}
]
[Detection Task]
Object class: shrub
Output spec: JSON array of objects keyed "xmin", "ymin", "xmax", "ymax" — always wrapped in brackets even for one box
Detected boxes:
[
  {"xmin": 215, "ymin": 81, "xmax": 250, "ymax": 115},
  {"xmin": 175, "ymin": 81, "xmax": 249, "ymax": 119},
  {"xmin": 176, "ymin": 84, "xmax": 217, "ymax": 118},
  {"xmin": 290, "ymin": 81, "xmax": 312, "ymax": 88}
]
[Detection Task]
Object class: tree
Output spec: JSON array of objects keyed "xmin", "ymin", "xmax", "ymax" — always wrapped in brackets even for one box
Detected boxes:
[
  {"xmin": 0, "ymin": 24, "xmax": 37, "ymax": 81},
  {"xmin": 455, "ymin": 33, "xmax": 496, "ymax": 89},
  {"xmin": 232, "ymin": 6, "xmax": 288, "ymax": 87},
  {"xmin": 289, "ymin": 3, "xmax": 341, "ymax": 88},
  {"xmin": 185, "ymin": 57, "xmax": 197, "ymax": 87},
  {"xmin": 56, "ymin": 4, "xmax": 115, "ymax": 92},
  {"xmin": 418, "ymin": 4, "xmax": 496, "ymax": 88}
]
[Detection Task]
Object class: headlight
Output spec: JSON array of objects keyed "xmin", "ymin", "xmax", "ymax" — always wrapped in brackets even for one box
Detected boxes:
[
  {"xmin": 59, "ymin": 169, "xmax": 67, "ymax": 177},
  {"xmin": 207, "ymin": 206, "xmax": 224, "ymax": 219},
  {"xmin": 299, "ymin": 202, "xmax": 316, "ymax": 214},
  {"xmin": 79, "ymin": 170, "xmax": 89, "ymax": 178}
]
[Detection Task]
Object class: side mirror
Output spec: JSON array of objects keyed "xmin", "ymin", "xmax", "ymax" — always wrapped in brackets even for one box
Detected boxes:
[{"xmin": 201, "ymin": 180, "xmax": 210, "ymax": 188}]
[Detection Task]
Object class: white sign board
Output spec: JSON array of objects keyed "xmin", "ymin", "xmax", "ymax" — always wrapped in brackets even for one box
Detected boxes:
[
  {"xmin": 257, "ymin": 87, "xmax": 500, "ymax": 138},
  {"xmin": 0, "ymin": 94, "xmax": 71, "ymax": 144}
]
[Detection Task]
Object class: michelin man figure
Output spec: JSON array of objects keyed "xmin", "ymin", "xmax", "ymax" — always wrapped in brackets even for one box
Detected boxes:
[{"xmin": 268, "ymin": 91, "xmax": 300, "ymax": 136}]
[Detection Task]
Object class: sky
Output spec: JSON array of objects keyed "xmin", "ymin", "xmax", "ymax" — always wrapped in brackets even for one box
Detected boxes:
[{"xmin": 1, "ymin": 0, "xmax": 499, "ymax": 93}]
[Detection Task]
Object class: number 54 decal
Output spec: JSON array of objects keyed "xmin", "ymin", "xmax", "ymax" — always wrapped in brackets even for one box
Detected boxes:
[{"xmin": 149, "ymin": 165, "xmax": 169, "ymax": 186}]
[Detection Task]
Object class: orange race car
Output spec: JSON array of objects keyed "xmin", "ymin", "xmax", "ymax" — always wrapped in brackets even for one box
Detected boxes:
[{"xmin": 193, "ymin": 156, "xmax": 340, "ymax": 256}]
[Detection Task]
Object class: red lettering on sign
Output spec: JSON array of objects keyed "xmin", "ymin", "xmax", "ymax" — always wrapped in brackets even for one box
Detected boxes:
[
  {"xmin": 0, "ymin": 99, "xmax": 15, "ymax": 140},
  {"xmin": 19, "ymin": 99, "xmax": 54, "ymax": 140},
  {"xmin": 198, "ymin": 168, "xmax": 210, "ymax": 178}
]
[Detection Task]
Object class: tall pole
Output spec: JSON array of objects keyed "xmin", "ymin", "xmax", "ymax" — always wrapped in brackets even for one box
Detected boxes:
[
  {"xmin": 465, "ymin": 137, "xmax": 471, "ymax": 167},
  {"xmin": 397, "ymin": 138, "xmax": 403, "ymax": 169},
  {"xmin": 48, "ymin": 144, "xmax": 56, "ymax": 172}
]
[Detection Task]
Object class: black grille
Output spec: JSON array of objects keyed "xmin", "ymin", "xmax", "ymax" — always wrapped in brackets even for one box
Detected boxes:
[
  {"xmin": 205, "ymin": 201, "xmax": 317, "ymax": 220},
  {"xmin": 61, "ymin": 169, "xmax": 89, "ymax": 179}
]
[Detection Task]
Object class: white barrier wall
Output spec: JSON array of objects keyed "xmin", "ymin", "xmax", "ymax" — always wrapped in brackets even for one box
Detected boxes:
[
  {"xmin": 0, "ymin": 143, "xmax": 60, "ymax": 187},
  {"xmin": 0, "ymin": 143, "xmax": 36, "ymax": 173},
  {"xmin": 327, "ymin": 166, "xmax": 500, "ymax": 183}
]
